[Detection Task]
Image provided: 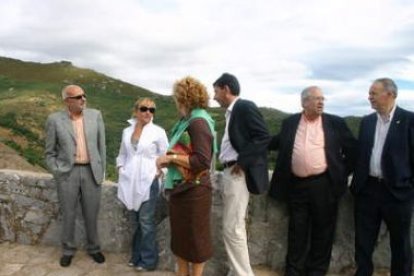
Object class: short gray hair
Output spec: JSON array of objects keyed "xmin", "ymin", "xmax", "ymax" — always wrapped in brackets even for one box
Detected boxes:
[
  {"xmin": 374, "ymin": 78, "xmax": 398, "ymax": 97},
  {"xmin": 301, "ymin": 86, "xmax": 321, "ymax": 103},
  {"xmin": 61, "ymin": 85, "xmax": 83, "ymax": 99}
]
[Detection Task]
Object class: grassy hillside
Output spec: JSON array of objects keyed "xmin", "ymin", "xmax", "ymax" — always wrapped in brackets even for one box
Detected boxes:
[
  {"xmin": 0, "ymin": 57, "xmax": 180, "ymax": 179},
  {"xmin": 0, "ymin": 56, "xmax": 359, "ymax": 180}
]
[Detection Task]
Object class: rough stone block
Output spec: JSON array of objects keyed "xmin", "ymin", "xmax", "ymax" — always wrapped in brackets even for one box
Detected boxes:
[{"xmin": 1, "ymin": 169, "xmax": 414, "ymax": 274}]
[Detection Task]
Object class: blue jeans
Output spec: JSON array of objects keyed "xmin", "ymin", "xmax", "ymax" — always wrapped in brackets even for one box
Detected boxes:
[{"xmin": 130, "ymin": 178, "xmax": 159, "ymax": 269}]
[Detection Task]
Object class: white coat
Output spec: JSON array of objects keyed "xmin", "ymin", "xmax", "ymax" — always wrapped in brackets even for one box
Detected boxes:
[{"xmin": 116, "ymin": 119, "xmax": 168, "ymax": 211}]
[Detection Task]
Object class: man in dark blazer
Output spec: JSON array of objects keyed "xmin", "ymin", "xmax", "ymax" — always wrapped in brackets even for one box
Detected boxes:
[
  {"xmin": 351, "ymin": 78, "xmax": 414, "ymax": 276},
  {"xmin": 45, "ymin": 85, "xmax": 106, "ymax": 267},
  {"xmin": 213, "ymin": 73, "xmax": 270, "ymax": 276},
  {"xmin": 269, "ymin": 86, "xmax": 356, "ymax": 276}
]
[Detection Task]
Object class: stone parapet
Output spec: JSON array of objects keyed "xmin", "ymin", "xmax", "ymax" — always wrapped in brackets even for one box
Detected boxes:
[{"xmin": 0, "ymin": 169, "xmax": 409, "ymax": 274}]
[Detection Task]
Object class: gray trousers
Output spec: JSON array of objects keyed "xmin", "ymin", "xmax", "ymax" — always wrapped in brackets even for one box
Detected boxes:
[{"xmin": 56, "ymin": 164, "xmax": 101, "ymax": 255}]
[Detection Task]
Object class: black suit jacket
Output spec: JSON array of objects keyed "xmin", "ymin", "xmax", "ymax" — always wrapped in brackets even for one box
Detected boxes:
[
  {"xmin": 228, "ymin": 99, "xmax": 270, "ymax": 194},
  {"xmin": 268, "ymin": 113, "xmax": 357, "ymax": 201},
  {"xmin": 350, "ymin": 106, "xmax": 414, "ymax": 201}
]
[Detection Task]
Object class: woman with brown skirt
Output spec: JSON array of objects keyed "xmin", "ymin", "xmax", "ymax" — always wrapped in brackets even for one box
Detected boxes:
[{"xmin": 156, "ymin": 76, "xmax": 217, "ymax": 276}]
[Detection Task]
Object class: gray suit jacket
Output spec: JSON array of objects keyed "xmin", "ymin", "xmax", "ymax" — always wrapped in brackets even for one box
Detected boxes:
[{"xmin": 45, "ymin": 108, "xmax": 106, "ymax": 184}]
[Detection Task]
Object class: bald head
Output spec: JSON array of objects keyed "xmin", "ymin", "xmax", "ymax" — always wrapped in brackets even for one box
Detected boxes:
[
  {"xmin": 62, "ymin": 85, "xmax": 84, "ymax": 100},
  {"xmin": 62, "ymin": 84, "xmax": 87, "ymax": 115}
]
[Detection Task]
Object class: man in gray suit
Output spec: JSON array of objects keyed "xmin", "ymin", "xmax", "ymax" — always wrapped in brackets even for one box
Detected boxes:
[{"xmin": 45, "ymin": 84, "xmax": 106, "ymax": 267}]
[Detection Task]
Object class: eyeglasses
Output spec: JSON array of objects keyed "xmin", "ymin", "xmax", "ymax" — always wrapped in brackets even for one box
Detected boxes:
[
  {"xmin": 67, "ymin": 94, "xmax": 86, "ymax": 100},
  {"xmin": 138, "ymin": 106, "xmax": 156, "ymax": 113}
]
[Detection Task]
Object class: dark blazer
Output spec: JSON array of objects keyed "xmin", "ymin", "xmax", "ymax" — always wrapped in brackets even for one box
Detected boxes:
[
  {"xmin": 228, "ymin": 99, "xmax": 270, "ymax": 194},
  {"xmin": 268, "ymin": 113, "xmax": 356, "ymax": 201},
  {"xmin": 350, "ymin": 106, "xmax": 414, "ymax": 201}
]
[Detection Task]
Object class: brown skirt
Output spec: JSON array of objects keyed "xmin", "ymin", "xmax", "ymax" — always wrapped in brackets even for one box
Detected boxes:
[{"xmin": 169, "ymin": 182, "xmax": 213, "ymax": 263}]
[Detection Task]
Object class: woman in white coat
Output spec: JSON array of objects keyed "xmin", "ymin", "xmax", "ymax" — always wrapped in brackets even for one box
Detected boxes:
[{"xmin": 116, "ymin": 98, "xmax": 168, "ymax": 271}]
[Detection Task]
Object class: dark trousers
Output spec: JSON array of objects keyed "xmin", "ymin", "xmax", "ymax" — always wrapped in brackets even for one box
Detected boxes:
[
  {"xmin": 285, "ymin": 173, "xmax": 338, "ymax": 276},
  {"xmin": 354, "ymin": 177, "xmax": 413, "ymax": 276}
]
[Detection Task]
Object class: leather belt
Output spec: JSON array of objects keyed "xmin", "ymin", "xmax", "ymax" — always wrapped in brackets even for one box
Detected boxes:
[
  {"xmin": 222, "ymin": 160, "xmax": 237, "ymax": 169},
  {"xmin": 368, "ymin": 175, "xmax": 385, "ymax": 184},
  {"xmin": 293, "ymin": 171, "xmax": 327, "ymax": 182},
  {"xmin": 75, "ymin": 163, "xmax": 90, "ymax": 166}
]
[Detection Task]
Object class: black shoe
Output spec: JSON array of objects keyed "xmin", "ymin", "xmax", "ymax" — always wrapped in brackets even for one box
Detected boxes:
[
  {"xmin": 89, "ymin": 252, "xmax": 105, "ymax": 263},
  {"xmin": 60, "ymin": 255, "xmax": 73, "ymax": 267}
]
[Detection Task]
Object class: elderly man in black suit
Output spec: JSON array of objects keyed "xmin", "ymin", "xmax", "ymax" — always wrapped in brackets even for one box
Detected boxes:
[
  {"xmin": 213, "ymin": 73, "xmax": 270, "ymax": 276},
  {"xmin": 269, "ymin": 86, "xmax": 356, "ymax": 276},
  {"xmin": 351, "ymin": 78, "xmax": 414, "ymax": 276}
]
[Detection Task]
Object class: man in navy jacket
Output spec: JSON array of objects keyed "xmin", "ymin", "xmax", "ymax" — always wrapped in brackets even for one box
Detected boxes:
[
  {"xmin": 214, "ymin": 73, "xmax": 270, "ymax": 276},
  {"xmin": 351, "ymin": 78, "xmax": 414, "ymax": 276}
]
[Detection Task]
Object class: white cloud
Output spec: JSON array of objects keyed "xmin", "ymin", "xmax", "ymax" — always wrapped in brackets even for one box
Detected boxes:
[{"xmin": 1, "ymin": 0, "xmax": 414, "ymax": 116}]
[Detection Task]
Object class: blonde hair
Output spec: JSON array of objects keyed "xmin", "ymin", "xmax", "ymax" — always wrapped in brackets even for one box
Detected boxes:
[
  {"xmin": 173, "ymin": 76, "xmax": 209, "ymax": 111},
  {"xmin": 131, "ymin": 98, "xmax": 156, "ymax": 117}
]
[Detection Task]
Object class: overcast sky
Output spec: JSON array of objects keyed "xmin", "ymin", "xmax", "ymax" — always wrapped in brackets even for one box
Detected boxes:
[{"xmin": 1, "ymin": 0, "xmax": 414, "ymax": 116}]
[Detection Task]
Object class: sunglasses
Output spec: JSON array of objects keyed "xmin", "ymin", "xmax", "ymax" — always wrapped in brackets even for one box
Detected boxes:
[
  {"xmin": 67, "ymin": 94, "xmax": 86, "ymax": 100},
  {"xmin": 138, "ymin": 106, "xmax": 156, "ymax": 113}
]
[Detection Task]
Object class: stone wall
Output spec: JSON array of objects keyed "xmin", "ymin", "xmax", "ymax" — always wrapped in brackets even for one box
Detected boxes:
[{"xmin": 0, "ymin": 169, "xmax": 411, "ymax": 274}]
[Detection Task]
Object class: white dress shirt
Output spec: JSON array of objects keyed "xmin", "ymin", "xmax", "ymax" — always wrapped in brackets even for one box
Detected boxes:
[
  {"xmin": 369, "ymin": 105, "xmax": 396, "ymax": 178},
  {"xmin": 219, "ymin": 97, "xmax": 239, "ymax": 163}
]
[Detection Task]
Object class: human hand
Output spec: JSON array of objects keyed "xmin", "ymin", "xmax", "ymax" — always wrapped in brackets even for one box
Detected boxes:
[
  {"xmin": 156, "ymin": 169, "xmax": 164, "ymax": 177},
  {"xmin": 156, "ymin": 155, "xmax": 170, "ymax": 170},
  {"xmin": 231, "ymin": 164, "xmax": 243, "ymax": 176}
]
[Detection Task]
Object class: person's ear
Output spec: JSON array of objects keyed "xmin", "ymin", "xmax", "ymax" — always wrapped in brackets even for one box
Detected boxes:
[{"xmin": 224, "ymin": 85, "xmax": 231, "ymax": 94}]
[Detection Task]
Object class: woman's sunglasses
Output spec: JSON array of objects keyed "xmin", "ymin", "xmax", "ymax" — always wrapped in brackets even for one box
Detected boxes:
[{"xmin": 138, "ymin": 106, "xmax": 156, "ymax": 113}]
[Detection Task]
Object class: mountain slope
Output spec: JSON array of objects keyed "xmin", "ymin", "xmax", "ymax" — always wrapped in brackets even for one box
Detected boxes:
[
  {"xmin": 0, "ymin": 141, "xmax": 46, "ymax": 173},
  {"xmin": 0, "ymin": 56, "xmax": 356, "ymax": 180},
  {"xmin": 0, "ymin": 57, "xmax": 184, "ymax": 179}
]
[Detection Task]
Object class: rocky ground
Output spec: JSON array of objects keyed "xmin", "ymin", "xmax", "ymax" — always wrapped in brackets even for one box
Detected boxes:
[
  {"xmin": 0, "ymin": 242, "xmax": 172, "ymax": 276},
  {"xmin": 0, "ymin": 242, "xmax": 391, "ymax": 276},
  {"xmin": 0, "ymin": 242, "xmax": 280, "ymax": 276}
]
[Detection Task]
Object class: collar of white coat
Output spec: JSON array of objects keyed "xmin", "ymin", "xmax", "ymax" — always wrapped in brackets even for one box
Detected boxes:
[{"xmin": 127, "ymin": 117, "xmax": 154, "ymax": 126}]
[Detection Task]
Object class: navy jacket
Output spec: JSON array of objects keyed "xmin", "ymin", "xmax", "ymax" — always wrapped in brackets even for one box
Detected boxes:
[
  {"xmin": 269, "ymin": 113, "xmax": 357, "ymax": 201},
  {"xmin": 228, "ymin": 99, "xmax": 270, "ymax": 194},
  {"xmin": 350, "ymin": 106, "xmax": 414, "ymax": 201}
]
